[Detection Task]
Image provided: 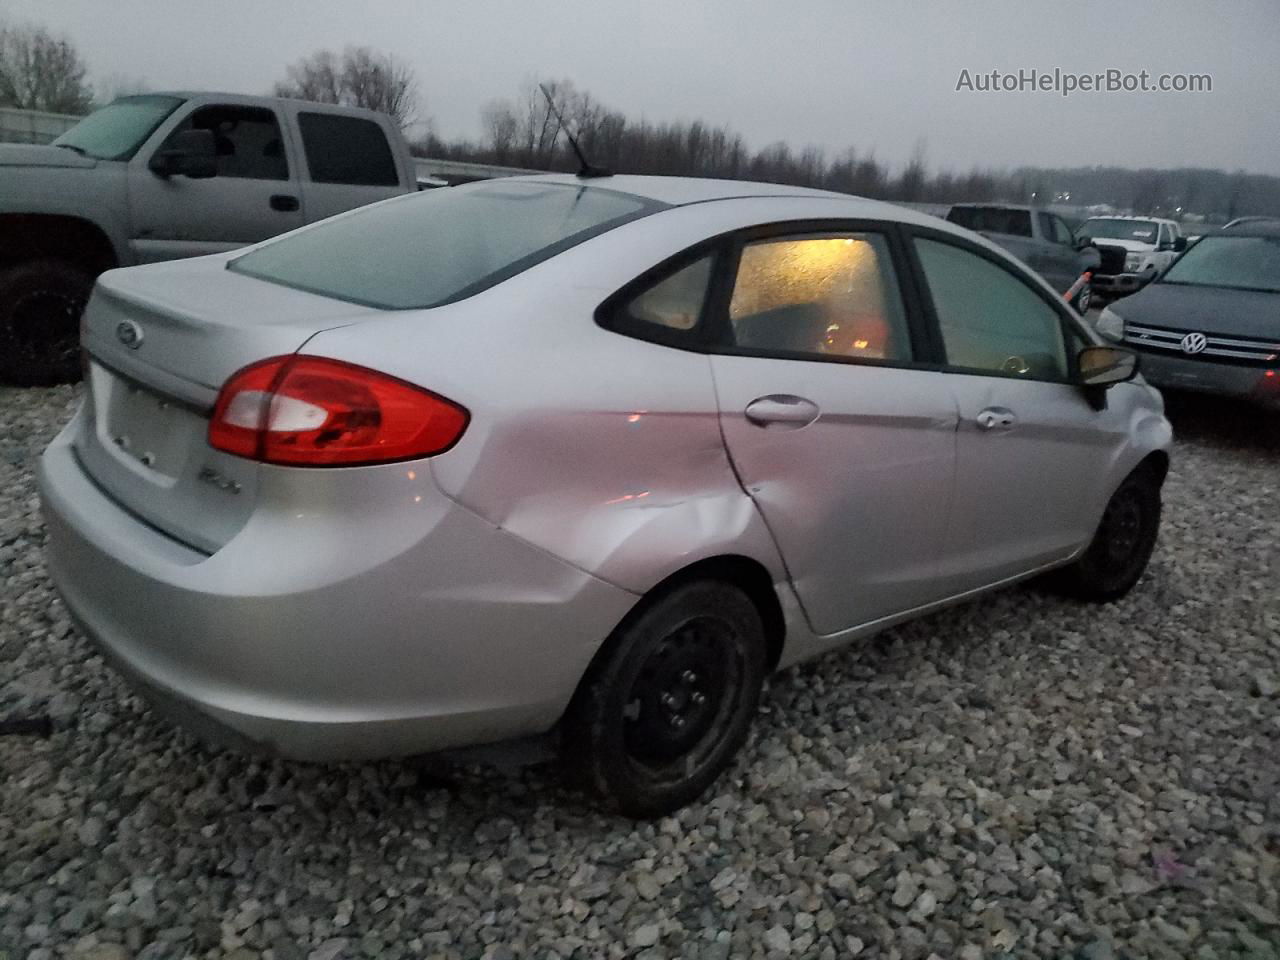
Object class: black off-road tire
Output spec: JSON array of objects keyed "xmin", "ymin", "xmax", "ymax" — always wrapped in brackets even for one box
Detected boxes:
[
  {"xmin": 0, "ymin": 259, "xmax": 93, "ymax": 386},
  {"xmin": 1053, "ymin": 464, "xmax": 1163, "ymax": 602},
  {"xmin": 562, "ymin": 580, "xmax": 767, "ymax": 818}
]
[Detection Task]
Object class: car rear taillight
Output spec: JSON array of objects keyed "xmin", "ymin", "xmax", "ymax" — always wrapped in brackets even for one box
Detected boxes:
[{"xmin": 209, "ymin": 356, "xmax": 468, "ymax": 466}]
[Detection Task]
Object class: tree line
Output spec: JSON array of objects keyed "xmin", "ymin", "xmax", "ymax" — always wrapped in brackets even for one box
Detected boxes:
[{"xmin": 3, "ymin": 18, "xmax": 1279, "ymax": 221}]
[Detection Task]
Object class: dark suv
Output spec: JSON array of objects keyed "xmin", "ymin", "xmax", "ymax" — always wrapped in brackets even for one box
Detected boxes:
[{"xmin": 1094, "ymin": 221, "xmax": 1280, "ymax": 409}]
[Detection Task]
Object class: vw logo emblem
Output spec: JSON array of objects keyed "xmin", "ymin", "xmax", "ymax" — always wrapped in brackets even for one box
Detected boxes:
[
  {"xmin": 1180, "ymin": 332, "xmax": 1207, "ymax": 355},
  {"xmin": 116, "ymin": 320, "xmax": 143, "ymax": 349}
]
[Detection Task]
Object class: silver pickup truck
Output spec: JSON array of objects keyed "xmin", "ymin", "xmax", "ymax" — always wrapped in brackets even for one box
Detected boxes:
[
  {"xmin": 0, "ymin": 92, "xmax": 419, "ymax": 384},
  {"xmin": 946, "ymin": 204, "xmax": 1101, "ymax": 313}
]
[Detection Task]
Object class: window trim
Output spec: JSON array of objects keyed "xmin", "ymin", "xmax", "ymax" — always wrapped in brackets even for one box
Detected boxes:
[
  {"xmin": 296, "ymin": 111, "xmax": 399, "ymax": 187},
  {"xmin": 597, "ymin": 218, "xmax": 945, "ymax": 373},
  {"xmin": 902, "ymin": 224, "xmax": 1097, "ymax": 386}
]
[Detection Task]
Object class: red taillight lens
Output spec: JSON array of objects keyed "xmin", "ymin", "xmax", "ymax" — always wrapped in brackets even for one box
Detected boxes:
[{"xmin": 209, "ymin": 356, "xmax": 468, "ymax": 466}]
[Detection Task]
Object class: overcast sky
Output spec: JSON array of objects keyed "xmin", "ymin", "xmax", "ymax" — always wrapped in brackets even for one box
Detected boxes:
[{"xmin": 13, "ymin": 0, "xmax": 1280, "ymax": 175}]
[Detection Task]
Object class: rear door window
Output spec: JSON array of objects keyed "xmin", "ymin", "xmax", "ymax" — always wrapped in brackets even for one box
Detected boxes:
[
  {"xmin": 298, "ymin": 113, "xmax": 399, "ymax": 186},
  {"xmin": 726, "ymin": 233, "xmax": 913, "ymax": 362}
]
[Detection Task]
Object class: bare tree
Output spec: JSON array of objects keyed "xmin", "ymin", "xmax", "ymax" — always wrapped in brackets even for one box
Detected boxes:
[
  {"xmin": 480, "ymin": 99, "xmax": 519, "ymax": 163},
  {"xmin": 0, "ymin": 20, "xmax": 93, "ymax": 114},
  {"xmin": 275, "ymin": 46, "xmax": 418, "ymax": 129}
]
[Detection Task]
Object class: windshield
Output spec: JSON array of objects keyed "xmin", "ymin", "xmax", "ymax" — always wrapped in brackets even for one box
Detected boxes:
[
  {"xmin": 230, "ymin": 180, "xmax": 662, "ymax": 309},
  {"xmin": 1085, "ymin": 218, "xmax": 1159, "ymax": 243},
  {"xmin": 946, "ymin": 207, "xmax": 1032, "ymax": 237},
  {"xmin": 52, "ymin": 95, "xmax": 185, "ymax": 161},
  {"xmin": 1160, "ymin": 235, "xmax": 1280, "ymax": 293}
]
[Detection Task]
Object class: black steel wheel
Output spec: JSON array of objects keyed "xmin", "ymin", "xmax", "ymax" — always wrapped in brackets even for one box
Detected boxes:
[
  {"xmin": 1052, "ymin": 463, "xmax": 1163, "ymax": 602},
  {"xmin": 0, "ymin": 259, "xmax": 93, "ymax": 386},
  {"xmin": 562, "ymin": 580, "xmax": 766, "ymax": 817}
]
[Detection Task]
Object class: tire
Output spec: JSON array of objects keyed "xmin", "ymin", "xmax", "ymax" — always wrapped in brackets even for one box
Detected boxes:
[
  {"xmin": 562, "ymin": 580, "xmax": 767, "ymax": 818},
  {"xmin": 0, "ymin": 259, "xmax": 94, "ymax": 386},
  {"xmin": 1053, "ymin": 465, "xmax": 1162, "ymax": 602},
  {"xmin": 1073, "ymin": 282, "xmax": 1093, "ymax": 315}
]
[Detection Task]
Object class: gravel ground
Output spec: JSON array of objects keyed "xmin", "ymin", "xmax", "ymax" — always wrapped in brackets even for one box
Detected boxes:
[{"xmin": 1, "ymin": 385, "xmax": 1277, "ymax": 960}]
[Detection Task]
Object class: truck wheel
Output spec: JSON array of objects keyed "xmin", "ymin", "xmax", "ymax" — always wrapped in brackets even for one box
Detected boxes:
[
  {"xmin": 1051, "ymin": 465, "xmax": 1162, "ymax": 602},
  {"xmin": 562, "ymin": 580, "xmax": 767, "ymax": 818},
  {"xmin": 0, "ymin": 259, "xmax": 93, "ymax": 386},
  {"xmin": 1073, "ymin": 282, "xmax": 1093, "ymax": 314}
]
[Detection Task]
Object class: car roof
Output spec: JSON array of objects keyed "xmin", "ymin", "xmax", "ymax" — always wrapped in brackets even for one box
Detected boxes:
[
  {"xmin": 1216, "ymin": 220, "xmax": 1280, "ymax": 238},
  {"xmin": 504, "ymin": 173, "xmax": 950, "ymax": 225},
  {"xmin": 1087, "ymin": 214, "xmax": 1176, "ymax": 224},
  {"xmin": 947, "ymin": 203, "xmax": 1039, "ymax": 211},
  {"xmin": 145, "ymin": 91, "xmax": 390, "ymax": 121}
]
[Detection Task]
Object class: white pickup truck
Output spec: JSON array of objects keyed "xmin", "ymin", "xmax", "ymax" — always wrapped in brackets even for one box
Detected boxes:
[
  {"xmin": 1078, "ymin": 215, "xmax": 1187, "ymax": 302},
  {"xmin": 0, "ymin": 92, "xmax": 420, "ymax": 384}
]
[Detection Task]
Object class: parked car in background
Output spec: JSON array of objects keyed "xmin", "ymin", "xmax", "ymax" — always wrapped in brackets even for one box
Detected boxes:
[
  {"xmin": 41, "ymin": 175, "xmax": 1170, "ymax": 816},
  {"xmin": 0, "ymin": 92, "xmax": 420, "ymax": 385},
  {"xmin": 946, "ymin": 204, "xmax": 1100, "ymax": 312},
  {"xmin": 1095, "ymin": 220, "xmax": 1280, "ymax": 409},
  {"xmin": 1081, "ymin": 216, "xmax": 1186, "ymax": 301}
]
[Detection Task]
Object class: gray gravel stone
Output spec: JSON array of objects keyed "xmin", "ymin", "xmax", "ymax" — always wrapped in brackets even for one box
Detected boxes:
[{"xmin": 1, "ymin": 387, "xmax": 1278, "ymax": 959}]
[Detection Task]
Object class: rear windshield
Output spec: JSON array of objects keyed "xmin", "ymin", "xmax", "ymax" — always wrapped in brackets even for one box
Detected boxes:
[
  {"xmin": 229, "ymin": 180, "xmax": 662, "ymax": 309},
  {"xmin": 946, "ymin": 207, "xmax": 1032, "ymax": 238}
]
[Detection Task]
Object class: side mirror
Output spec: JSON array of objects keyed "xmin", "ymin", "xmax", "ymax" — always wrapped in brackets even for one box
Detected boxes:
[
  {"xmin": 1172, "ymin": 236, "xmax": 1188, "ymax": 252},
  {"xmin": 149, "ymin": 129, "xmax": 217, "ymax": 179},
  {"xmin": 1078, "ymin": 345, "xmax": 1139, "ymax": 387},
  {"xmin": 1073, "ymin": 235, "xmax": 1093, "ymax": 251}
]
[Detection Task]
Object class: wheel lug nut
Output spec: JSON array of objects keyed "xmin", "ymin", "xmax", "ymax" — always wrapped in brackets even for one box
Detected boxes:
[
  {"xmin": 681, "ymin": 670, "xmax": 698, "ymax": 684},
  {"xmin": 691, "ymin": 691, "xmax": 706, "ymax": 705},
  {"xmin": 660, "ymin": 693, "xmax": 676, "ymax": 708},
  {"xmin": 669, "ymin": 714, "xmax": 686, "ymax": 729}
]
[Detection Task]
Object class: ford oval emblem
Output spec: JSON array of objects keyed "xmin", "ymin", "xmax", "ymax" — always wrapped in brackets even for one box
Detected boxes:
[{"xmin": 116, "ymin": 320, "xmax": 143, "ymax": 349}]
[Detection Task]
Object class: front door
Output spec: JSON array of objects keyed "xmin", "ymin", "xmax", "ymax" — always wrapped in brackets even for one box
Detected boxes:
[
  {"xmin": 709, "ymin": 228, "xmax": 958, "ymax": 636},
  {"xmin": 128, "ymin": 103, "xmax": 305, "ymax": 263},
  {"xmin": 908, "ymin": 234, "xmax": 1130, "ymax": 595}
]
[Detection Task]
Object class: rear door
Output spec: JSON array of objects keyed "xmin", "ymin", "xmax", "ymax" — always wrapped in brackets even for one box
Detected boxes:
[
  {"xmin": 294, "ymin": 111, "xmax": 406, "ymax": 222},
  {"xmin": 128, "ymin": 103, "xmax": 306, "ymax": 263},
  {"xmin": 905, "ymin": 231, "xmax": 1130, "ymax": 594},
  {"xmin": 707, "ymin": 224, "xmax": 959, "ymax": 635}
]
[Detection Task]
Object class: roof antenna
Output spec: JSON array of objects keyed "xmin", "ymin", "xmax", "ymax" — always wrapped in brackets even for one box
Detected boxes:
[{"xmin": 539, "ymin": 83, "xmax": 612, "ymax": 179}]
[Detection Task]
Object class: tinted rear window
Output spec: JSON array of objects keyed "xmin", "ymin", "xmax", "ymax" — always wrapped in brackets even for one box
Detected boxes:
[
  {"xmin": 229, "ymin": 181, "xmax": 662, "ymax": 308},
  {"xmin": 298, "ymin": 112, "xmax": 398, "ymax": 186},
  {"xmin": 946, "ymin": 207, "xmax": 1033, "ymax": 238}
]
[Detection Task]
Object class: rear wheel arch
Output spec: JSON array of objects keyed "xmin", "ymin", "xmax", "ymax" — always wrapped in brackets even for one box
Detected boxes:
[{"xmin": 1136, "ymin": 450, "xmax": 1170, "ymax": 487}]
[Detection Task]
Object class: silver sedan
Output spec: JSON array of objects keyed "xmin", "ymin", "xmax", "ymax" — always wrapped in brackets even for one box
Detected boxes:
[{"xmin": 39, "ymin": 175, "xmax": 1172, "ymax": 816}]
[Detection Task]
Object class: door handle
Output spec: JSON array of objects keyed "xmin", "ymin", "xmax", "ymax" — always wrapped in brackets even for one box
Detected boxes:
[
  {"xmin": 976, "ymin": 407, "xmax": 1017, "ymax": 431},
  {"xmin": 270, "ymin": 194, "xmax": 299, "ymax": 212},
  {"xmin": 744, "ymin": 395, "xmax": 820, "ymax": 429}
]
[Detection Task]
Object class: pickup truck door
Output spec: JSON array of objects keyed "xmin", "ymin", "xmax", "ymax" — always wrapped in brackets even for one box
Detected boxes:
[
  {"xmin": 127, "ymin": 103, "xmax": 306, "ymax": 263},
  {"xmin": 293, "ymin": 111, "xmax": 407, "ymax": 221}
]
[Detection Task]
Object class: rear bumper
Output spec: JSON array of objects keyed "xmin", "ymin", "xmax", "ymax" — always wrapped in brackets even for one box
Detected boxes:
[
  {"xmin": 39, "ymin": 418, "xmax": 637, "ymax": 761},
  {"xmin": 1134, "ymin": 351, "xmax": 1280, "ymax": 409}
]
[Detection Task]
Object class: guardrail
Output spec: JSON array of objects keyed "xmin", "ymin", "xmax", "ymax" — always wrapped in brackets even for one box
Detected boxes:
[{"xmin": 0, "ymin": 106, "xmax": 80, "ymax": 145}]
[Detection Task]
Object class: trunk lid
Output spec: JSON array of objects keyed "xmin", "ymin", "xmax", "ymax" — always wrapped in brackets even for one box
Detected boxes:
[{"xmin": 76, "ymin": 256, "xmax": 381, "ymax": 551}]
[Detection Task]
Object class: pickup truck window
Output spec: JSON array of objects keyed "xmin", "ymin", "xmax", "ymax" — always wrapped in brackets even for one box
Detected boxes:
[
  {"xmin": 946, "ymin": 207, "xmax": 1032, "ymax": 238},
  {"xmin": 1087, "ymin": 219, "xmax": 1158, "ymax": 243},
  {"xmin": 298, "ymin": 113, "xmax": 398, "ymax": 187},
  {"xmin": 51, "ymin": 95, "xmax": 184, "ymax": 161},
  {"xmin": 229, "ymin": 180, "xmax": 663, "ymax": 309},
  {"xmin": 161, "ymin": 105, "xmax": 289, "ymax": 180},
  {"xmin": 1049, "ymin": 216, "xmax": 1075, "ymax": 246}
]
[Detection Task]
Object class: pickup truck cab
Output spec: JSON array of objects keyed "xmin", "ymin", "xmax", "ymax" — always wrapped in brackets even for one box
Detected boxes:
[
  {"xmin": 946, "ymin": 204, "xmax": 1100, "ymax": 312},
  {"xmin": 1078, "ymin": 216, "xmax": 1186, "ymax": 302},
  {"xmin": 0, "ymin": 92, "xmax": 419, "ymax": 384}
]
